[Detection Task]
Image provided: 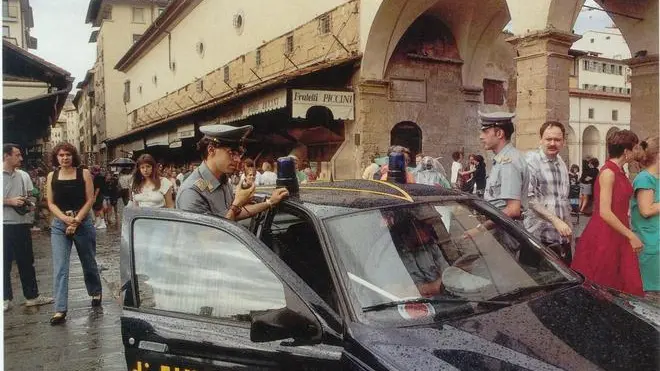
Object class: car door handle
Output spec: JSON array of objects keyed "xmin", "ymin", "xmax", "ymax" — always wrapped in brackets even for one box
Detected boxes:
[{"xmin": 137, "ymin": 340, "xmax": 168, "ymax": 353}]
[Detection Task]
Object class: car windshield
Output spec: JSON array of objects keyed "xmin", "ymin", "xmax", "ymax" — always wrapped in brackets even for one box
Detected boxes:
[{"xmin": 324, "ymin": 200, "xmax": 578, "ymax": 325}]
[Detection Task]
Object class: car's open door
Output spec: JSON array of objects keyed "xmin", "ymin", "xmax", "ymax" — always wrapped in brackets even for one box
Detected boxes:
[{"xmin": 120, "ymin": 207, "xmax": 342, "ymax": 371}]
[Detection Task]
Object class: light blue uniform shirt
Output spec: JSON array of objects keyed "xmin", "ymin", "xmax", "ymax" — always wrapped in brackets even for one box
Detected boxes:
[{"xmin": 485, "ymin": 142, "xmax": 529, "ymax": 213}]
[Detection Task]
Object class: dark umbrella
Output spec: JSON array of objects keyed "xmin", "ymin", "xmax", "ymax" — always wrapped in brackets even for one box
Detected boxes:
[{"xmin": 108, "ymin": 158, "xmax": 136, "ymax": 168}]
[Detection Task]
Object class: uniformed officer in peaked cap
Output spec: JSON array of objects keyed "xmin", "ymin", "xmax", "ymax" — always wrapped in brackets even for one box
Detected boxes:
[
  {"xmin": 477, "ymin": 111, "xmax": 529, "ymax": 220},
  {"xmin": 176, "ymin": 124, "xmax": 288, "ymax": 220}
]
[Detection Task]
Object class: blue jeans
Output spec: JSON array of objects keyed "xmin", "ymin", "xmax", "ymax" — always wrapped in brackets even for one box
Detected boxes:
[{"xmin": 51, "ymin": 215, "xmax": 102, "ymax": 312}]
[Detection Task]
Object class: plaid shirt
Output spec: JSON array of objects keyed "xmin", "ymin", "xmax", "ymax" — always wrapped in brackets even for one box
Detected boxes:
[{"xmin": 523, "ymin": 149, "xmax": 571, "ymax": 244}]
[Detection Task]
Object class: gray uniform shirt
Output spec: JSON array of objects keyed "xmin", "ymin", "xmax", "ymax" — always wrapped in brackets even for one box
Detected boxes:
[
  {"xmin": 3, "ymin": 169, "xmax": 34, "ymax": 225},
  {"xmin": 485, "ymin": 142, "xmax": 529, "ymax": 213},
  {"xmin": 175, "ymin": 161, "xmax": 235, "ymax": 216}
]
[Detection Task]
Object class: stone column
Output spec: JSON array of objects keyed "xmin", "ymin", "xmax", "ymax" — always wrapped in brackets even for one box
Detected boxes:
[
  {"xmin": 626, "ymin": 54, "xmax": 659, "ymax": 140},
  {"xmin": 462, "ymin": 86, "xmax": 484, "ymax": 156},
  {"xmin": 507, "ymin": 29, "xmax": 581, "ymax": 151},
  {"xmin": 352, "ymin": 79, "xmax": 390, "ymax": 177}
]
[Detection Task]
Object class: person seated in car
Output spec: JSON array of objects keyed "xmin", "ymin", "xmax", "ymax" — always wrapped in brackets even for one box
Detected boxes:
[{"xmin": 394, "ymin": 216, "xmax": 450, "ymax": 297}]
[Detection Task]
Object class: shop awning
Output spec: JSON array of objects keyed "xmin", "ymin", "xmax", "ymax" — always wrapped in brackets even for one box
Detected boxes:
[
  {"xmin": 292, "ymin": 89, "xmax": 354, "ymax": 120},
  {"xmin": 176, "ymin": 123, "xmax": 195, "ymax": 139},
  {"xmin": 217, "ymin": 89, "xmax": 287, "ymax": 125},
  {"xmin": 146, "ymin": 131, "xmax": 169, "ymax": 147},
  {"xmin": 125, "ymin": 139, "xmax": 145, "ymax": 152}
]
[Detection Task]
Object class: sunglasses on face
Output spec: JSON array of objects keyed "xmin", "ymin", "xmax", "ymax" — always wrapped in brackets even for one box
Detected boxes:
[{"xmin": 218, "ymin": 146, "xmax": 245, "ymax": 159}]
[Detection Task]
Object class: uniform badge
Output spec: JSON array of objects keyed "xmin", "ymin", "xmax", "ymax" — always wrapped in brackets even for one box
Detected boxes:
[
  {"xmin": 194, "ymin": 179, "xmax": 211, "ymax": 192},
  {"xmin": 500, "ymin": 156, "xmax": 512, "ymax": 164}
]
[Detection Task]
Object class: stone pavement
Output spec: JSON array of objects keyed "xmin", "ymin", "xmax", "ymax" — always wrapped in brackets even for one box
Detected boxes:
[{"xmin": 3, "ymin": 225, "xmax": 125, "ymax": 371}]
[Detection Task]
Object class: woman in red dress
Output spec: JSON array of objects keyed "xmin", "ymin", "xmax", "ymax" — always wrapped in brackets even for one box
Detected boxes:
[{"xmin": 571, "ymin": 130, "xmax": 644, "ymax": 296}]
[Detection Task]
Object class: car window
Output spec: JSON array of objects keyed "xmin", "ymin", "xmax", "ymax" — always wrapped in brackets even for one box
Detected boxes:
[
  {"xmin": 132, "ymin": 218, "xmax": 286, "ymax": 321},
  {"xmin": 260, "ymin": 210, "xmax": 340, "ymax": 313},
  {"xmin": 325, "ymin": 201, "xmax": 576, "ymax": 323}
]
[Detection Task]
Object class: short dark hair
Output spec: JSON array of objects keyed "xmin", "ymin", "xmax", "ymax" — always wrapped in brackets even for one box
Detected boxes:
[
  {"xmin": 540, "ymin": 121, "xmax": 566, "ymax": 137},
  {"xmin": 50, "ymin": 142, "xmax": 81, "ymax": 167},
  {"xmin": 499, "ymin": 125, "xmax": 514, "ymax": 141},
  {"xmin": 570, "ymin": 164, "xmax": 579, "ymax": 173},
  {"xmin": 607, "ymin": 129, "xmax": 639, "ymax": 158},
  {"xmin": 451, "ymin": 151, "xmax": 462, "ymax": 161},
  {"xmin": 243, "ymin": 158, "xmax": 255, "ymax": 168},
  {"xmin": 589, "ymin": 157, "xmax": 600, "ymax": 168},
  {"xmin": 3, "ymin": 143, "xmax": 21, "ymax": 157}
]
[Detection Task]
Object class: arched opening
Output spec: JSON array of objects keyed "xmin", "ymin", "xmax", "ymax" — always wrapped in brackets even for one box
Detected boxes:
[
  {"xmin": 390, "ymin": 122, "xmax": 422, "ymax": 160},
  {"xmin": 360, "ymin": 0, "xmax": 510, "ymax": 86},
  {"xmin": 582, "ymin": 125, "xmax": 600, "ymax": 161}
]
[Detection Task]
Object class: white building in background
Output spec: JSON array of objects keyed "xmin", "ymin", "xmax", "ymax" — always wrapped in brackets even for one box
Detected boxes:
[
  {"xmin": 566, "ymin": 28, "xmax": 632, "ymax": 169},
  {"xmin": 572, "ymin": 28, "xmax": 631, "ymax": 60}
]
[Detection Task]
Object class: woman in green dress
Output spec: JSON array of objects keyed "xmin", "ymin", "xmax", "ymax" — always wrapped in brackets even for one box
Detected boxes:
[{"xmin": 631, "ymin": 136, "xmax": 660, "ymax": 298}]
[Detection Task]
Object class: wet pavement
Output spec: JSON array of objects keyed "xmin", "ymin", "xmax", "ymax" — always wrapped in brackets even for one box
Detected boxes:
[
  {"xmin": 2, "ymin": 208, "xmax": 591, "ymax": 371},
  {"xmin": 3, "ymin": 222, "xmax": 125, "ymax": 371}
]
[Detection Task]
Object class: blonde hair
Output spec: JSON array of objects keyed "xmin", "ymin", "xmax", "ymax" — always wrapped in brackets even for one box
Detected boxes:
[{"xmin": 639, "ymin": 136, "xmax": 659, "ymax": 167}]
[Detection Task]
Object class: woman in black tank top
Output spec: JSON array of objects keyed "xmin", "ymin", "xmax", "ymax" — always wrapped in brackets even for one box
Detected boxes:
[{"xmin": 46, "ymin": 143, "xmax": 102, "ymax": 325}]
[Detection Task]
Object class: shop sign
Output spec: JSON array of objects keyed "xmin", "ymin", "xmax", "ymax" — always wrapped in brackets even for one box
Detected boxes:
[
  {"xmin": 177, "ymin": 123, "xmax": 195, "ymax": 139},
  {"xmin": 291, "ymin": 89, "xmax": 354, "ymax": 120},
  {"xmin": 127, "ymin": 139, "xmax": 144, "ymax": 151},
  {"xmin": 216, "ymin": 89, "xmax": 287, "ymax": 125},
  {"xmin": 146, "ymin": 132, "xmax": 169, "ymax": 147},
  {"xmin": 169, "ymin": 140, "xmax": 182, "ymax": 148}
]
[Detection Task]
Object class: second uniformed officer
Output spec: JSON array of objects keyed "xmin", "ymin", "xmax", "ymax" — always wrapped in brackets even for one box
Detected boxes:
[
  {"xmin": 176, "ymin": 124, "xmax": 288, "ymax": 220},
  {"xmin": 478, "ymin": 111, "xmax": 529, "ymax": 220}
]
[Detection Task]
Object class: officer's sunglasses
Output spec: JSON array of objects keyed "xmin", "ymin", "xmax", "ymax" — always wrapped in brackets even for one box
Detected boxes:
[{"xmin": 219, "ymin": 146, "xmax": 245, "ymax": 159}]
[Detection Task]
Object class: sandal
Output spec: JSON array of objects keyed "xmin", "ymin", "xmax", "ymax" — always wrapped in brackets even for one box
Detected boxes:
[
  {"xmin": 91, "ymin": 293, "xmax": 102, "ymax": 307},
  {"xmin": 50, "ymin": 312, "xmax": 67, "ymax": 325}
]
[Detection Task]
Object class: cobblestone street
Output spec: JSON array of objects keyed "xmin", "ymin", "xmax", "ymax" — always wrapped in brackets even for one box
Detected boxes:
[{"xmin": 3, "ymin": 224, "xmax": 124, "ymax": 371}]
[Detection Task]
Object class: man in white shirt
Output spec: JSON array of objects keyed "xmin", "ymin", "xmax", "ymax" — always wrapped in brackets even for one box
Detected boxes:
[
  {"xmin": 450, "ymin": 151, "xmax": 463, "ymax": 188},
  {"xmin": 3, "ymin": 143, "xmax": 53, "ymax": 311}
]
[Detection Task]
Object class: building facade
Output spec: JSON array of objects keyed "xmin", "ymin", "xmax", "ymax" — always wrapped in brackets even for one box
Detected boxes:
[
  {"xmin": 565, "ymin": 30, "xmax": 634, "ymax": 169},
  {"xmin": 2, "ymin": 0, "xmax": 37, "ymax": 49},
  {"xmin": 73, "ymin": 71, "xmax": 98, "ymax": 165},
  {"xmin": 85, "ymin": 0, "xmax": 170, "ymax": 164},
  {"xmin": 110, "ymin": 0, "xmax": 515, "ymax": 179}
]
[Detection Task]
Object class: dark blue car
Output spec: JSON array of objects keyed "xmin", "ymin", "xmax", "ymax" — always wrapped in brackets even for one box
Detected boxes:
[{"xmin": 119, "ymin": 180, "xmax": 659, "ymax": 370}]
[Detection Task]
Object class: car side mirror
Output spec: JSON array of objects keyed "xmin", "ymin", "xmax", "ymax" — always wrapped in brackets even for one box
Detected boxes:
[{"xmin": 250, "ymin": 307, "xmax": 321, "ymax": 343}]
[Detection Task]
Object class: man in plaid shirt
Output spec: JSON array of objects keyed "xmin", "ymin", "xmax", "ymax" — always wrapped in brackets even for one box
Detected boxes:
[{"xmin": 524, "ymin": 121, "xmax": 573, "ymax": 264}]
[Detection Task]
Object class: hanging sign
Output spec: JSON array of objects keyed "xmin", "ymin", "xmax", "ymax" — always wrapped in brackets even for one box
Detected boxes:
[
  {"xmin": 216, "ymin": 89, "xmax": 287, "ymax": 125},
  {"xmin": 291, "ymin": 89, "xmax": 354, "ymax": 120}
]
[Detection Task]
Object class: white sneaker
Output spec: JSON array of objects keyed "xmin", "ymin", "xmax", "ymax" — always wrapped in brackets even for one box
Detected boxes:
[
  {"xmin": 96, "ymin": 220, "xmax": 107, "ymax": 230},
  {"xmin": 24, "ymin": 295, "xmax": 53, "ymax": 307},
  {"xmin": 4, "ymin": 300, "xmax": 12, "ymax": 312}
]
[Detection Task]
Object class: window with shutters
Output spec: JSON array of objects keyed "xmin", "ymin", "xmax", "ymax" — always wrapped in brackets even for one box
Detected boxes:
[
  {"xmin": 588, "ymin": 108, "xmax": 594, "ymax": 119},
  {"xmin": 285, "ymin": 34, "xmax": 294, "ymax": 55},
  {"xmin": 319, "ymin": 13, "xmax": 331, "ymax": 34},
  {"xmin": 483, "ymin": 79, "xmax": 504, "ymax": 105},
  {"xmin": 123, "ymin": 81, "xmax": 130, "ymax": 103},
  {"xmin": 612, "ymin": 110, "xmax": 618, "ymax": 121}
]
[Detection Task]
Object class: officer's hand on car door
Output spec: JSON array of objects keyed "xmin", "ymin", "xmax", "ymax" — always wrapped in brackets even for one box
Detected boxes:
[{"xmin": 269, "ymin": 188, "xmax": 289, "ymax": 205}]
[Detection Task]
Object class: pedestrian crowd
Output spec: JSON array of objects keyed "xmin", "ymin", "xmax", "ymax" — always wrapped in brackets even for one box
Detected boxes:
[{"xmin": 2, "ymin": 113, "xmax": 658, "ymax": 326}]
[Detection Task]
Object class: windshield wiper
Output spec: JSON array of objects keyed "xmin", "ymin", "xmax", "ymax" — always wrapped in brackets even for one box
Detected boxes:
[
  {"xmin": 487, "ymin": 280, "xmax": 579, "ymax": 302},
  {"xmin": 362, "ymin": 297, "xmax": 513, "ymax": 313}
]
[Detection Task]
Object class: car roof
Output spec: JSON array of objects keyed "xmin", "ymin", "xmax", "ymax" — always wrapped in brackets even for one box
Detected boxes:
[{"xmin": 256, "ymin": 179, "xmax": 471, "ymax": 218}]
